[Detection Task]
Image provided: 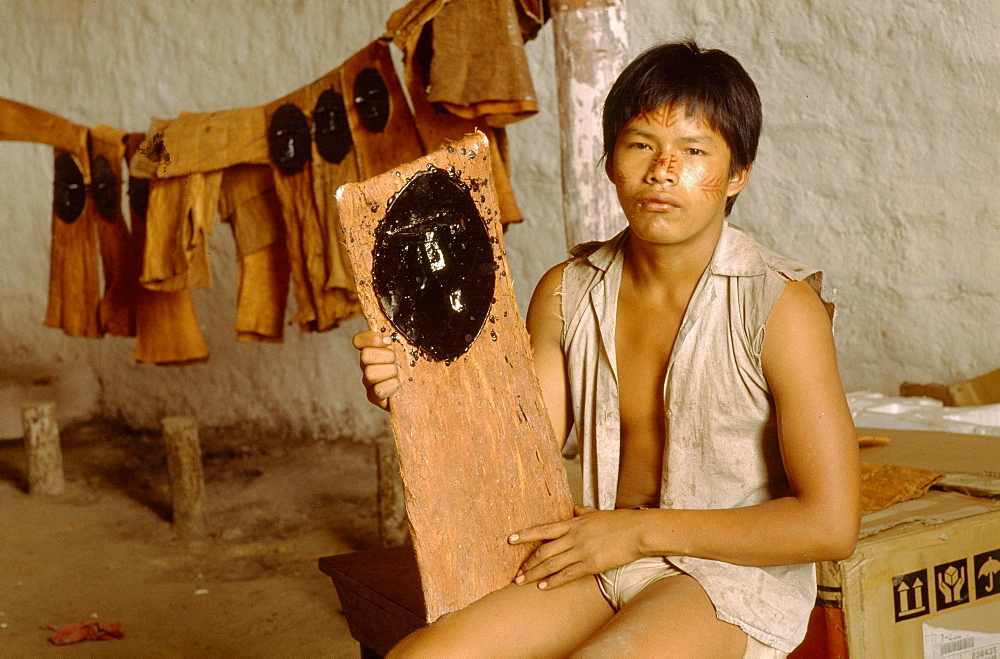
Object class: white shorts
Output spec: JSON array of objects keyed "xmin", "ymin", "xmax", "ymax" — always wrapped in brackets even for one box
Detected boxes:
[
  {"xmin": 596, "ymin": 557, "xmax": 787, "ymax": 658},
  {"xmin": 597, "ymin": 556, "xmax": 685, "ymax": 610}
]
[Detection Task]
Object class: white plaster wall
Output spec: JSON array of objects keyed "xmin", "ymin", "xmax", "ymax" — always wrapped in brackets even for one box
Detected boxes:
[
  {"xmin": 0, "ymin": 1, "xmax": 997, "ymax": 439},
  {"xmin": 640, "ymin": 2, "xmax": 1000, "ymax": 394}
]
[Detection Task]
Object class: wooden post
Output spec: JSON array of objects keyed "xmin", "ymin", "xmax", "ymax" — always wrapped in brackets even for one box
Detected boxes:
[
  {"xmin": 161, "ymin": 416, "xmax": 206, "ymax": 536},
  {"xmin": 21, "ymin": 401, "xmax": 65, "ymax": 496},
  {"xmin": 551, "ymin": 0, "xmax": 629, "ymax": 247},
  {"xmin": 376, "ymin": 437, "xmax": 409, "ymax": 547}
]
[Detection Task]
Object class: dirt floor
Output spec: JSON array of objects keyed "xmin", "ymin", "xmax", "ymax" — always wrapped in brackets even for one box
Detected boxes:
[{"xmin": 0, "ymin": 418, "xmax": 384, "ymax": 658}]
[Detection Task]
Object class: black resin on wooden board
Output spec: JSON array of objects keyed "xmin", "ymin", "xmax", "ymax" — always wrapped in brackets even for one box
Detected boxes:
[
  {"xmin": 314, "ymin": 89, "xmax": 352, "ymax": 164},
  {"xmin": 372, "ymin": 168, "xmax": 495, "ymax": 362},
  {"xmin": 353, "ymin": 68, "xmax": 390, "ymax": 134},
  {"xmin": 90, "ymin": 155, "xmax": 120, "ymax": 221},
  {"xmin": 128, "ymin": 176, "xmax": 149, "ymax": 222},
  {"xmin": 268, "ymin": 103, "xmax": 312, "ymax": 175},
  {"xmin": 53, "ymin": 152, "xmax": 85, "ymax": 223}
]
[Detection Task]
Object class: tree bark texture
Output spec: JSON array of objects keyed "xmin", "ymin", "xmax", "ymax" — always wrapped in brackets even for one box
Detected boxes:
[
  {"xmin": 265, "ymin": 66, "xmax": 367, "ymax": 331},
  {"xmin": 0, "ymin": 98, "xmax": 87, "ymax": 153},
  {"xmin": 45, "ymin": 146, "xmax": 102, "ymax": 338},
  {"xmin": 218, "ymin": 164, "xmax": 291, "ymax": 343},
  {"xmin": 90, "ymin": 123, "xmax": 138, "ymax": 337},
  {"xmin": 376, "ymin": 437, "xmax": 410, "ymax": 548},
  {"xmin": 337, "ymin": 132, "xmax": 574, "ymax": 622}
]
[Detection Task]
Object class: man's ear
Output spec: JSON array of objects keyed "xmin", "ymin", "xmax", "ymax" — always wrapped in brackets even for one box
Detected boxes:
[
  {"xmin": 604, "ymin": 157, "xmax": 616, "ymax": 183},
  {"xmin": 726, "ymin": 164, "xmax": 751, "ymax": 198}
]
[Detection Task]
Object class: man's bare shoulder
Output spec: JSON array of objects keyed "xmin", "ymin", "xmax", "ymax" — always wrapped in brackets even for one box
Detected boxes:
[
  {"xmin": 761, "ymin": 278, "xmax": 840, "ymax": 392},
  {"xmin": 768, "ymin": 279, "xmax": 831, "ymax": 330},
  {"xmin": 537, "ymin": 260, "xmax": 570, "ymax": 294},
  {"xmin": 527, "ymin": 261, "xmax": 570, "ymax": 338}
]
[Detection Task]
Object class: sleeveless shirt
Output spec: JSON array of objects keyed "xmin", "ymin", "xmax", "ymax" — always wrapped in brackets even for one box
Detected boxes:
[{"xmin": 560, "ymin": 222, "xmax": 836, "ymax": 652}]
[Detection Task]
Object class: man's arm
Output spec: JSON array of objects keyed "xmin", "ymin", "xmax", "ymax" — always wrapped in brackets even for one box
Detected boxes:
[
  {"xmin": 755, "ymin": 279, "xmax": 861, "ymax": 559},
  {"xmin": 525, "ymin": 262, "xmax": 573, "ymax": 448},
  {"xmin": 512, "ymin": 280, "xmax": 860, "ymax": 589}
]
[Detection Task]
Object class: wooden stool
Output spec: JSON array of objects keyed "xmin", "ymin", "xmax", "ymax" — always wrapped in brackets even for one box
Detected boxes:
[{"xmin": 319, "ymin": 547, "xmax": 425, "ymax": 658}]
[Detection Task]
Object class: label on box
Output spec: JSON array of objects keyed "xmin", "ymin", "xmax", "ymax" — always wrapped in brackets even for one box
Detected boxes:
[
  {"xmin": 923, "ymin": 623, "xmax": 1000, "ymax": 658},
  {"xmin": 974, "ymin": 549, "xmax": 1000, "ymax": 602},
  {"xmin": 891, "ymin": 546, "xmax": 1000, "ymax": 623},
  {"xmin": 935, "ymin": 559, "xmax": 972, "ymax": 611},
  {"xmin": 894, "ymin": 568, "xmax": 931, "ymax": 621}
]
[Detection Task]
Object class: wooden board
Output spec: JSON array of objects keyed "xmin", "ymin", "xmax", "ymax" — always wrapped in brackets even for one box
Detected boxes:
[
  {"xmin": 319, "ymin": 547, "xmax": 425, "ymax": 657},
  {"xmin": 337, "ymin": 131, "xmax": 573, "ymax": 622}
]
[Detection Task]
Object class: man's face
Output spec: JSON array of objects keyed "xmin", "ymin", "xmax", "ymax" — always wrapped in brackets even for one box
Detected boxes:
[{"xmin": 606, "ymin": 104, "xmax": 748, "ymax": 249}]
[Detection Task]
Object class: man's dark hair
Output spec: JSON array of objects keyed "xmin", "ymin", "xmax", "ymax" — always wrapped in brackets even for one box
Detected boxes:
[{"xmin": 602, "ymin": 40, "xmax": 762, "ymax": 215}]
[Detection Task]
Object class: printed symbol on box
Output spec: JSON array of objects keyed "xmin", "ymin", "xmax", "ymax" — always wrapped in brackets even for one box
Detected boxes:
[
  {"xmin": 934, "ymin": 559, "xmax": 970, "ymax": 611},
  {"xmin": 973, "ymin": 548, "xmax": 1000, "ymax": 601},
  {"xmin": 893, "ymin": 569, "xmax": 929, "ymax": 621}
]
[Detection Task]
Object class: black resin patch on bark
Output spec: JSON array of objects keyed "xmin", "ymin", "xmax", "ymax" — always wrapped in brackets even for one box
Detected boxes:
[
  {"xmin": 353, "ymin": 68, "xmax": 390, "ymax": 134},
  {"xmin": 372, "ymin": 168, "xmax": 495, "ymax": 361},
  {"xmin": 268, "ymin": 103, "xmax": 312, "ymax": 175},
  {"xmin": 53, "ymin": 152, "xmax": 86, "ymax": 223},
  {"xmin": 314, "ymin": 89, "xmax": 353, "ymax": 164}
]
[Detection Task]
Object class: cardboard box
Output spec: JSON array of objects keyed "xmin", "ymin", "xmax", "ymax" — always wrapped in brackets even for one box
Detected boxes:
[
  {"xmin": 792, "ymin": 429, "xmax": 1000, "ymax": 658},
  {"xmin": 901, "ymin": 367, "xmax": 1000, "ymax": 407},
  {"xmin": 950, "ymin": 368, "xmax": 1000, "ymax": 407},
  {"xmin": 858, "ymin": 427, "xmax": 1000, "ymax": 499}
]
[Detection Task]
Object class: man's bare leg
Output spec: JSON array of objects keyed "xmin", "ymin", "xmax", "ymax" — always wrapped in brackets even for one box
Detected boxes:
[
  {"xmin": 388, "ymin": 575, "xmax": 614, "ymax": 658},
  {"xmin": 571, "ymin": 574, "xmax": 749, "ymax": 658}
]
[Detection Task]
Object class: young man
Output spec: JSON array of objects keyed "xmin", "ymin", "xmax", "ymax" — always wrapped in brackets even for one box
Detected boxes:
[{"xmin": 354, "ymin": 40, "xmax": 860, "ymax": 657}]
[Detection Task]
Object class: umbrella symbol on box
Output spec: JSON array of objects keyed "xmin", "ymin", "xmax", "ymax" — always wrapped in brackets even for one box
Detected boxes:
[{"xmin": 980, "ymin": 556, "xmax": 1000, "ymax": 592}]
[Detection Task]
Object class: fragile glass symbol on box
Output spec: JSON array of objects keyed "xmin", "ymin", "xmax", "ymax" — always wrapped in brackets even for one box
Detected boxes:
[{"xmin": 934, "ymin": 559, "xmax": 970, "ymax": 611}]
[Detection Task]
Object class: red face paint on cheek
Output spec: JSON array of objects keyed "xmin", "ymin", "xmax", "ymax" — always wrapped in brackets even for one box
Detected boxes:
[{"xmin": 691, "ymin": 172, "xmax": 728, "ymax": 201}]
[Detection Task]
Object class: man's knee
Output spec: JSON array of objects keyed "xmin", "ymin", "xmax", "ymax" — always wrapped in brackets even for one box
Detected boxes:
[
  {"xmin": 386, "ymin": 611, "xmax": 501, "ymax": 659},
  {"xmin": 386, "ymin": 623, "xmax": 461, "ymax": 659}
]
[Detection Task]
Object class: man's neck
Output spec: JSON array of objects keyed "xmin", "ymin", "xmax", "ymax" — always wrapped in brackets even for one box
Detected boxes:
[{"xmin": 622, "ymin": 221, "xmax": 724, "ymax": 302}]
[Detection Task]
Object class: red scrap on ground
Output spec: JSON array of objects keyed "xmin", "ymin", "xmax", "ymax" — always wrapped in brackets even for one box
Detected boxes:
[{"xmin": 49, "ymin": 620, "xmax": 125, "ymax": 645}]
